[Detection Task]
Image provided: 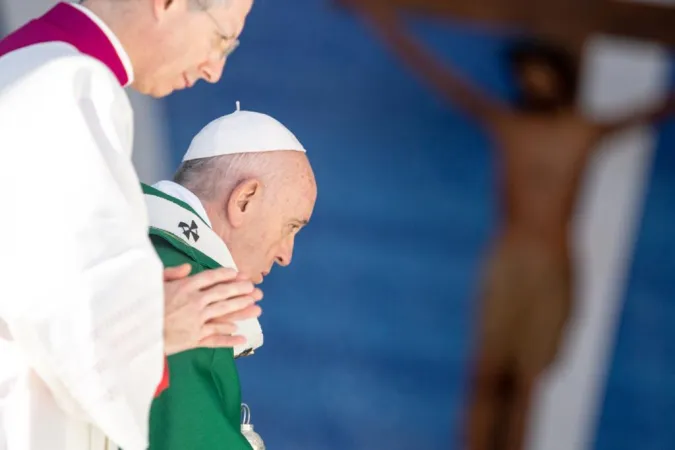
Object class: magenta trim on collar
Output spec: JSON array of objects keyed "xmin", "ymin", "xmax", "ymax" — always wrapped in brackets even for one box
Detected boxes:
[{"xmin": 0, "ymin": 2, "xmax": 130, "ymax": 86}]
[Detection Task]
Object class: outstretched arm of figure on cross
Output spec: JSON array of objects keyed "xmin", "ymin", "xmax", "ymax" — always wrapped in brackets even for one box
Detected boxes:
[
  {"xmin": 344, "ymin": 0, "xmax": 510, "ymax": 125},
  {"xmin": 595, "ymin": 92, "xmax": 675, "ymax": 136}
]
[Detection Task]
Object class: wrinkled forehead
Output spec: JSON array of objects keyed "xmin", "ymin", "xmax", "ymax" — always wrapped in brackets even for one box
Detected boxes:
[
  {"xmin": 271, "ymin": 157, "xmax": 317, "ymax": 214},
  {"xmin": 283, "ymin": 185, "xmax": 317, "ymax": 223}
]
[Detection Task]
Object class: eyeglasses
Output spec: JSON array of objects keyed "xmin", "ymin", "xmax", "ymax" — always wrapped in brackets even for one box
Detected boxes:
[{"xmin": 202, "ymin": 7, "xmax": 240, "ymax": 60}]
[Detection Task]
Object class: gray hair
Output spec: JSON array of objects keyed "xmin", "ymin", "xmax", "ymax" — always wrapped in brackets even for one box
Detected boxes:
[{"xmin": 174, "ymin": 153, "xmax": 276, "ymax": 202}]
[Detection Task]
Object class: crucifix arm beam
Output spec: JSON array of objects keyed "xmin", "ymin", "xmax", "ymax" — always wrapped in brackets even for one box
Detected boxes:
[
  {"xmin": 600, "ymin": 1, "xmax": 675, "ymax": 48},
  {"xmin": 383, "ymin": 0, "xmax": 675, "ymax": 47}
]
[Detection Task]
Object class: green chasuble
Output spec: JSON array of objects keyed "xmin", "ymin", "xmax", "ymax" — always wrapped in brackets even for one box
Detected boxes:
[{"xmin": 143, "ymin": 184, "xmax": 253, "ymax": 450}]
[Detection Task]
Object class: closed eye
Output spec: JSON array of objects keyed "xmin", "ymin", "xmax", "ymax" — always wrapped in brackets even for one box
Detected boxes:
[{"xmin": 289, "ymin": 220, "xmax": 309, "ymax": 233}]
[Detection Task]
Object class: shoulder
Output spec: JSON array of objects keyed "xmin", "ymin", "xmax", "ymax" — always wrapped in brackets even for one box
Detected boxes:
[
  {"xmin": 0, "ymin": 42, "xmax": 129, "ymax": 129},
  {"xmin": 0, "ymin": 42, "xmax": 118, "ymax": 94},
  {"xmin": 0, "ymin": 42, "xmax": 134, "ymax": 157},
  {"xmin": 150, "ymin": 233, "xmax": 206, "ymax": 275}
]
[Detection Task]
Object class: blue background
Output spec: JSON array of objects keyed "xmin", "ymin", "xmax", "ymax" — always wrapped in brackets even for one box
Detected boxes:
[{"xmin": 161, "ymin": 1, "xmax": 675, "ymax": 449}]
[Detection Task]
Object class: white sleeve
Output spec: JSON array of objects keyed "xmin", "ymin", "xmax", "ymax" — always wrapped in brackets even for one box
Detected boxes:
[{"xmin": 0, "ymin": 53, "xmax": 164, "ymax": 450}]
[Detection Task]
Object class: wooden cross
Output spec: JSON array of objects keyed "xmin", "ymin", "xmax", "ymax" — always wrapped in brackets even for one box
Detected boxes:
[
  {"xmin": 338, "ymin": 3, "xmax": 675, "ymax": 450},
  {"xmin": 354, "ymin": 0, "xmax": 675, "ymax": 48}
]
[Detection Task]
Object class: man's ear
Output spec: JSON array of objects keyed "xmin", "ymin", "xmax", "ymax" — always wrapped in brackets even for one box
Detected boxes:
[
  {"xmin": 153, "ymin": 0, "xmax": 187, "ymax": 19},
  {"xmin": 227, "ymin": 178, "xmax": 262, "ymax": 228}
]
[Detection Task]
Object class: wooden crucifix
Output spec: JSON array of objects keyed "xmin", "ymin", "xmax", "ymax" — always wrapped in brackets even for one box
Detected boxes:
[{"xmin": 338, "ymin": 1, "xmax": 675, "ymax": 450}]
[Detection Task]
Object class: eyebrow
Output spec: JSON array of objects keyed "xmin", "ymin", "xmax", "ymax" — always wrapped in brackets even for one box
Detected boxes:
[{"xmin": 204, "ymin": 8, "xmax": 233, "ymax": 41}]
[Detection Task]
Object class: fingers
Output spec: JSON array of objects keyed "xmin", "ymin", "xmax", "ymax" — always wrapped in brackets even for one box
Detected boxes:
[
  {"xmin": 200, "ymin": 281, "xmax": 257, "ymax": 307},
  {"xmin": 162, "ymin": 266, "xmax": 263, "ymax": 354},
  {"xmin": 163, "ymin": 264, "xmax": 191, "ymax": 281},
  {"xmin": 209, "ymin": 304, "xmax": 262, "ymax": 324},
  {"xmin": 198, "ymin": 334, "xmax": 247, "ymax": 349},
  {"xmin": 200, "ymin": 321, "xmax": 239, "ymax": 340},
  {"xmin": 201, "ymin": 294, "xmax": 259, "ymax": 322},
  {"xmin": 186, "ymin": 267, "xmax": 240, "ymax": 291},
  {"xmin": 251, "ymin": 287, "xmax": 263, "ymax": 302}
]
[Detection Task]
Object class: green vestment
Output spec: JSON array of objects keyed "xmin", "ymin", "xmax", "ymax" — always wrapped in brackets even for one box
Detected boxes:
[{"xmin": 143, "ymin": 184, "xmax": 253, "ymax": 450}]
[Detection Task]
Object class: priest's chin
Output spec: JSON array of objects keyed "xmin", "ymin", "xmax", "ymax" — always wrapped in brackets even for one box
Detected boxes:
[{"xmin": 132, "ymin": 80, "xmax": 177, "ymax": 98}]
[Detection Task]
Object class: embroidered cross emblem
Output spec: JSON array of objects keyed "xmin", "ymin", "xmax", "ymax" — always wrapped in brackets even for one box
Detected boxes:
[{"xmin": 178, "ymin": 220, "xmax": 200, "ymax": 242}]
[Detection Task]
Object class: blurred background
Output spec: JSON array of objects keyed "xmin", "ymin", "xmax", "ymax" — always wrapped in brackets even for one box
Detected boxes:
[{"xmin": 2, "ymin": 1, "xmax": 674, "ymax": 449}]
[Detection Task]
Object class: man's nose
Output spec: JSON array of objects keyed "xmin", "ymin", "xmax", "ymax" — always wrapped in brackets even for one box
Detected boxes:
[
  {"xmin": 199, "ymin": 58, "xmax": 226, "ymax": 84},
  {"xmin": 275, "ymin": 240, "xmax": 295, "ymax": 267}
]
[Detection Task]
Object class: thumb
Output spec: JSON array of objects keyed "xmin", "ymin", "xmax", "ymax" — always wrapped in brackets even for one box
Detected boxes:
[{"xmin": 163, "ymin": 263, "xmax": 192, "ymax": 281}]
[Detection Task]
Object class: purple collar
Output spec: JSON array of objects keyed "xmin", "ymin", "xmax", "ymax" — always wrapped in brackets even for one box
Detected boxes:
[{"xmin": 0, "ymin": 2, "xmax": 133, "ymax": 86}]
